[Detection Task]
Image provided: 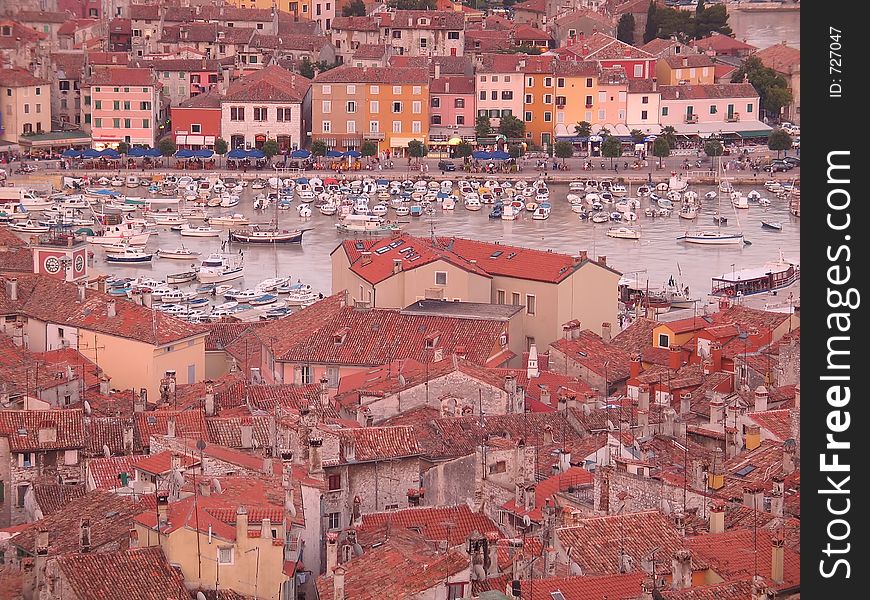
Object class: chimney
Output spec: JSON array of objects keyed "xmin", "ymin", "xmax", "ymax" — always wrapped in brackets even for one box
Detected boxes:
[
  {"xmin": 527, "ymin": 343, "xmax": 539, "ymax": 379},
  {"xmin": 392, "ymin": 258, "xmax": 402, "ymax": 273},
  {"xmin": 543, "ymin": 424, "xmax": 554, "ymax": 445},
  {"xmin": 781, "ymin": 439, "xmax": 796, "ymax": 475},
  {"xmin": 131, "ymin": 290, "xmax": 143, "ymax": 306},
  {"xmin": 320, "ymin": 375, "xmax": 329, "ymax": 406},
  {"xmin": 77, "ymin": 281, "xmax": 86, "ymax": 302},
  {"xmin": 670, "ymin": 549, "xmax": 692, "ymax": 590},
  {"xmin": 793, "ymin": 384, "xmax": 800, "ymax": 409},
  {"xmin": 662, "ymin": 407, "xmax": 676, "ymax": 437},
  {"xmin": 99, "ymin": 376, "xmax": 110, "ymax": 396},
  {"xmin": 262, "ymin": 457, "xmax": 274, "ymax": 476},
  {"xmin": 578, "ymin": 250, "xmax": 588, "ymax": 261},
  {"xmin": 668, "ymin": 348, "xmax": 682, "ymax": 370},
  {"xmin": 640, "ymin": 578, "xmax": 655, "ymax": 600},
  {"xmin": 260, "ymin": 517, "xmax": 272, "ymax": 539},
  {"xmin": 682, "ymin": 57, "xmax": 688, "ymax": 67},
  {"xmin": 123, "ymin": 421, "xmax": 134, "ymax": 453},
  {"xmin": 504, "ymin": 374, "xmax": 516, "ymax": 397},
  {"xmin": 333, "ymin": 563, "xmax": 347, "ymax": 600},
  {"xmin": 597, "ymin": 255, "xmax": 607, "ymax": 267},
  {"xmin": 240, "ymin": 423, "xmax": 253, "ymax": 448},
  {"xmin": 638, "ymin": 384, "xmax": 650, "ymax": 411},
  {"xmin": 236, "ymin": 506, "xmax": 248, "ymax": 540},
  {"xmin": 204, "ymin": 388, "xmax": 215, "ymax": 416},
  {"xmin": 166, "ymin": 417, "xmax": 176, "ymax": 438},
  {"xmin": 445, "ymin": 80, "xmax": 450, "ymax": 93},
  {"xmin": 308, "ymin": 433, "xmax": 324, "ymax": 473},
  {"xmin": 171, "ymin": 453, "xmax": 181, "ymax": 471},
  {"xmin": 710, "ymin": 343, "xmax": 723, "ymax": 372},
  {"xmin": 486, "ymin": 531, "xmax": 500, "ymax": 576},
  {"xmin": 6, "ymin": 278, "xmax": 18, "ymax": 301},
  {"xmin": 434, "ymin": 63, "xmax": 441, "ymax": 79},
  {"xmin": 134, "ymin": 388, "xmax": 147, "ymax": 412},
  {"xmin": 630, "ymin": 355, "xmax": 642, "ymax": 379},
  {"xmin": 679, "ymin": 392, "xmax": 691, "ymax": 416},
  {"xmin": 675, "ymin": 89, "xmax": 680, "ymax": 99},
  {"xmin": 282, "ymin": 459, "xmax": 298, "ymax": 518},
  {"xmin": 199, "ymin": 479, "xmax": 211, "ymax": 496},
  {"xmin": 770, "ymin": 480, "xmax": 784, "ymax": 517},
  {"xmin": 36, "ymin": 528, "xmax": 49, "ymax": 556},
  {"xmin": 601, "ymin": 322, "xmax": 612, "ymax": 343},
  {"xmin": 638, "ymin": 409, "xmax": 649, "ymax": 438},
  {"xmin": 751, "ymin": 576, "xmax": 769, "ymax": 600},
  {"xmin": 745, "ymin": 423, "xmax": 761, "ymax": 450},
  {"xmin": 80, "ymin": 518, "xmax": 92, "ymax": 552},
  {"xmin": 156, "ymin": 491, "xmax": 169, "ymax": 527},
  {"xmin": 771, "ymin": 537, "xmax": 785, "ymax": 585},
  {"xmin": 326, "ymin": 531, "xmax": 339, "ymax": 573},
  {"xmin": 540, "ymin": 385, "xmax": 551, "ymax": 406},
  {"xmin": 142, "ymin": 289, "xmax": 153, "ymax": 308},
  {"xmin": 726, "ymin": 427, "xmax": 739, "ymax": 458},
  {"xmin": 708, "ymin": 502, "xmax": 725, "ymax": 534},
  {"xmin": 708, "ymin": 448, "xmax": 725, "ymax": 489},
  {"xmin": 753, "ymin": 386, "xmax": 769, "ymax": 412},
  {"xmin": 709, "ymin": 396, "xmax": 724, "ymax": 426},
  {"xmin": 652, "ymin": 77, "xmax": 657, "ymax": 92},
  {"xmin": 743, "ymin": 486, "xmax": 764, "ymax": 512}
]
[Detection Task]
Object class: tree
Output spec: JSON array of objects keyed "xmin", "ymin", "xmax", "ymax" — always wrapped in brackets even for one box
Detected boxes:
[
  {"xmin": 661, "ymin": 125, "xmax": 678, "ymax": 149},
  {"xmin": 214, "ymin": 138, "xmax": 227, "ymax": 166},
  {"xmin": 387, "ymin": 0, "xmax": 435, "ymax": 9},
  {"xmin": 299, "ymin": 57, "xmax": 316, "ymax": 79},
  {"xmin": 554, "ymin": 141, "xmax": 574, "ymax": 164},
  {"xmin": 704, "ymin": 138, "xmax": 724, "ymax": 172},
  {"xmin": 498, "ymin": 114, "xmax": 525, "ymax": 140},
  {"xmin": 361, "ymin": 141, "xmax": 378, "ymax": 158},
  {"xmin": 643, "ymin": 1, "xmax": 658, "ymax": 44},
  {"xmin": 601, "ymin": 136, "xmax": 622, "ymax": 168},
  {"xmin": 117, "ymin": 141, "xmax": 130, "ymax": 154},
  {"xmin": 597, "ymin": 127, "xmax": 610, "ymax": 138},
  {"xmin": 311, "ymin": 139, "xmax": 327, "ymax": 157},
  {"xmin": 696, "ymin": 0, "xmax": 706, "ymax": 13},
  {"xmin": 158, "ymin": 137, "xmax": 176, "ymax": 157},
  {"xmin": 630, "ymin": 129, "xmax": 646, "ymax": 144},
  {"xmin": 342, "ymin": 0, "xmax": 366, "ymax": 16},
  {"xmin": 652, "ymin": 136, "xmax": 671, "ymax": 169},
  {"xmin": 731, "ymin": 56, "xmax": 793, "ymax": 119},
  {"xmin": 407, "ymin": 139, "xmax": 427, "ymax": 162},
  {"xmin": 617, "ymin": 14, "xmax": 635, "ymax": 45},
  {"xmin": 574, "ymin": 121, "xmax": 592, "ymax": 138},
  {"xmin": 767, "ymin": 128, "xmax": 792, "ymax": 158},
  {"xmin": 262, "ymin": 139, "xmax": 279, "ymax": 160},
  {"xmin": 454, "ymin": 141, "xmax": 473, "ymax": 159},
  {"xmin": 508, "ymin": 144, "xmax": 524, "ymax": 159},
  {"xmin": 693, "ymin": 4, "xmax": 732, "ymax": 39},
  {"xmin": 475, "ymin": 114, "xmax": 492, "ymax": 140}
]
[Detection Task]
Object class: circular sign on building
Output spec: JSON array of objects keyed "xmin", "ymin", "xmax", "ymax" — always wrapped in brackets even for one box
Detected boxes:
[
  {"xmin": 74, "ymin": 254, "xmax": 85, "ymax": 274},
  {"xmin": 44, "ymin": 256, "xmax": 62, "ymax": 274}
]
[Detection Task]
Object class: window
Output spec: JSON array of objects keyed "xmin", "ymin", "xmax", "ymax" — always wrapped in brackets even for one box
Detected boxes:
[
  {"xmin": 746, "ymin": 103, "xmax": 754, "ymax": 113},
  {"xmin": 370, "ymin": 121, "xmax": 379, "ymax": 132},
  {"xmin": 328, "ymin": 512, "xmax": 340, "ymax": 530},
  {"xmin": 598, "ymin": 110, "xmax": 605, "ymax": 120},
  {"xmin": 23, "ymin": 104, "xmax": 29, "ymax": 114},
  {"xmin": 140, "ymin": 101, "xmax": 152, "ymax": 110},
  {"xmin": 328, "ymin": 474, "xmax": 342, "ymax": 491},
  {"xmin": 59, "ymin": 80, "xmax": 71, "ymax": 91},
  {"xmin": 448, "ymin": 31, "xmax": 460, "ymax": 40},
  {"xmin": 322, "ymin": 100, "xmax": 331, "ymax": 114},
  {"xmin": 412, "ymin": 121, "xmax": 421, "ymax": 133},
  {"xmin": 218, "ymin": 547, "xmax": 233, "ymax": 564},
  {"xmin": 557, "ymin": 78, "xmax": 565, "ymax": 88},
  {"xmin": 526, "ymin": 77, "xmax": 533, "ymax": 87},
  {"xmin": 598, "ymin": 91, "xmax": 606, "ymax": 103},
  {"xmin": 544, "ymin": 77, "xmax": 552, "ymax": 87},
  {"xmin": 454, "ymin": 98, "xmax": 464, "ymax": 108},
  {"xmin": 544, "ymin": 94, "xmax": 552, "ymax": 104},
  {"xmin": 327, "ymin": 367, "xmax": 340, "ymax": 388},
  {"xmin": 431, "ymin": 97, "xmax": 440, "ymax": 108},
  {"xmin": 392, "ymin": 30, "xmax": 401, "ymax": 39},
  {"xmin": 491, "ymin": 91, "xmax": 497, "ymax": 101},
  {"xmin": 492, "ymin": 76, "xmax": 498, "ymax": 83},
  {"xmin": 501, "ymin": 91, "xmax": 513, "ymax": 101},
  {"xmin": 230, "ymin": 106, "xmax": 245, "ymax": 121},
  {"xmin": 447, "ymin": 583, "xmax": 467, "ymax": 600},
  {"xmin": 17, "ymin": 485, "xmax": 28, "ymax": 508},
  {"xmin": 36, "ymin": 104, "xmax": 41, "ymax": 114},
  {"xmin": 524, "ymin": 111, "xmax": 532, "ymax": 122},
  {"xmin": 143, "ymin": 119, "xmax": 150, "ymax": 129},
  {"xmin": 512, "ymin": 292, "xmax": 521, "ymax": 306},
  {"xmin": 544, "ymin": 112, "xmax": 552, "ymax": 122},
  {"xmin": 94, "ymin": 118, "xmax": 101, "ymax": 127},
  {"xmin": 370, "ymin": 100, "xmax": 379, "ymax": 113},
  {"xmin": 641, "ymin": 110, "xmax": 648, "ymax": 120},
  {"xmin": 489, "ymin": 460, "xmax": 507, "ymax": 474},
  {"xmin": 586, "ymin": 78, "xmax": 593, "ymax": 88},
  {"xmin": 585, "ymin": 95, "xmax": 593, "ymax": 107},
  {"xmin": 113, "ymin": 100, "xmax": 120, "ymax": 110},
  {"xmin": 658, "ymin": 334, "xmax": 670, "ymax": 348},
  {"xmin": 412, "ymin": 86, "xmax": 421, "ymax": 95},
  {"xmin": 479, "ymin": 91, "xmax": 486, "ymax": 101},
  {"xmin": 346, "ymin": 101, "xmax": 356, "ymax": 113},
  {"xmin": 435, "ymin": 271, "xmax": 447, "ymax": 285},
  {"xmin": 322, "ymin": 85, "xmax": 331, "ymax": 95},
  {"xmin": 277, "ymin": 107, "xmax": 292, "ymax": 122},
  {"xmin": 526, "ymin": 295, "xmax": 536, "ymax": 315},
  {"xmin": 347, "ymin": 120, "xmax": 356, "ymax": 133},
  {"xmin": 431, "ymin": 114, "xmax": 442, "ymax": 125},
  {"xmin": 480, "ymin": 76, "xmax": 487, "ymax": 83},
  {"xmin": 500, "ymin": 109, "xmax": 512, "ymax": 118},
  {"xmin": 456, "ymin": 115, "xmax": 464, "ymax": 125},
  {"xmin": 22, "ymin": 453, "xmax": 33, "ymax": 468},
  {"xmin": 392, "ymin": 121, "xmax": 401, "ymax": 133},
  {"xmin": 634, "ymin": 64, "xmax": 644, "ymax": 77},
  {"xmin": 526, "ymin": 336, "xmax": 536, "ymax": 351},
  {"xmin": 113, "ymin": 118, "xmax": 121, "ymax": 128},
  {"xmin": 392, "ymin": 101, "xmax": 402, "ymax": 113},
  {"xmin": 662, "ymin": 107, "xmax": 669, "ymax": 116},
  {"xmin": 347, "ymin": 85, "xmax": 356, "ymax": 94},
  {"xmin": 710, "ymin": 105, "xmax": 717, "ymax": 114},
  {"xmin": 322, "ymin": 120, "xmax": 331, "ymax": 132},
  {"xmin": 412, "ymin": 101, "xmax": 421, "ymax": 114},
  {"xmin": 689, "ymin": 68, "xmax": 696, "ymax": 78},
  {"xmin": 124, "ymin": 118, "xmax": 131, "ymax": 128},
  {"xmin": 393, "ymin": 86, "xmax": 402, "ymax": 95}
]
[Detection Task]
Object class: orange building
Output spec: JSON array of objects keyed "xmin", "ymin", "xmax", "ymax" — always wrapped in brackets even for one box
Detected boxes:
[
  {"xmin": 311, "ymin": 65, "xmax": 429, "ymax": 158},
  {"xmin": 521, "ymin": 55, "xmax": 556, "ymax": 151}
]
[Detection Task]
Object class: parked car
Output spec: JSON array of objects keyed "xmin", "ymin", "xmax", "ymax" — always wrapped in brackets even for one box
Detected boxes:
[
  {"xmin": 783, "ymin": 156, "xmax": 800, "ymax": 167},
  {"xmin": 438, "ymin": 160, "xmax": 456, "ymax": 172},
  {"xmin": 767, "ymin": 160, "xmax": 791, "ymax": 173}
]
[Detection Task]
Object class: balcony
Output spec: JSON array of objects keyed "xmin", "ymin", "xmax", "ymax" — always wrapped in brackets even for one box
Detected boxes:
[
  {"xmin": 725, "ymin": 112, "xmax": 740, "ymax": 123},
  {"xmin": 684, "ymin": 114, "xmax": 698, "ymax": 124},
  {"xmin": 363, "ymin": 132, "xmax": 385, "ymax": 140}
]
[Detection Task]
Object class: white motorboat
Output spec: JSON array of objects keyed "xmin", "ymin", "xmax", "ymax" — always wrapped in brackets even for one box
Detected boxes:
[
  {"xmin": 110, "ymin": 176, "xmax": 125, "ymax": 187},
  {"xmin": 501, "ymin": 203, "xmax": 518, "ymax": 221},
  {"xmin": 86, "ymin": 224, "xmax": 151, "ymax": 246},
  {"xmin": 532, "ymin": 206, "xmax": 550, "ymax": 220},
  {"xmin": 150, "ymin": 213, "xmax": 188, "ymax": 227},
  {"xmin": 9, "ymin": 219, "xmax": 49, "ymax": 233},
  {"xmin": 591, "ymin": 211, "xmax": 610, "ymax": 223},
  {"xmin": 208, "ymin": 213, "xmax": 249, "ymax": 226},
  {"xmin": 297, "ymin": 204, "xmax": 312, "ymax": 218},
  {"xmin": 677, "ymin": 230, "xmax": 745, "ymax": 245},
  {"xmin": 157, "ymin": 246, "xmax": 201, "ymax": 259},
  {"xmin": 319, "ymin": 202, "xmax": 337, "ymax": 216},
  {"xmin": 441, "ymin": 196, "xmax": 456, "ymax": 210},
  {"xmin": 196, "ymin": 253, "xmax": 245, "ymax": 283},
  {"xmin": 464, "ymin": 198, "xmax": 482, "ymax": 211},
  {"xmin": 125, "ymin": 175, "xmax": 140, "ymax": 188},
  {"xmin": 678, "ymin": 203, "xmax": 698, "ymax": 219},
  {"xmin": 730, "ymin": 192, "xmax": 749, "ymax": 209},
  {"xmin": 166, "ymin": 271, "xmax": 197, "ymax": 285},
  {"xmin": 105, "ymin": 247, "xmax": 154, "ymax": 263},
  {"xmin": 606, "ymin": 226, "xmax": 641, "ymax": 240},
  {"xmin": 179, "ymin": 225, "xmax": 222, "ymax": 237}
]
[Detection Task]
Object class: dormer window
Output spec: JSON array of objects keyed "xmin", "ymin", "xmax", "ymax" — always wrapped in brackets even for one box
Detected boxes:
[
  {"xmin": 333, "ymin": 327, "xmax": 350, "ymax": 345},
  {"xmin": 1, "ymin": 26, "xmax": 12, "ymax": 37},
  {"xmin": 418, "ymin": 18, "xmax": 429, "ymax": 26},
  {"xmin": 425, "ymin": 332, "xmax": 441, "ymax": 349}
]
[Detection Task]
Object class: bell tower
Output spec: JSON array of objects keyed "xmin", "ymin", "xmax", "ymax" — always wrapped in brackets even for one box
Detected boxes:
[{"xmin": 30, "ymin": 232, "xmax": 89, "ymax": 282}]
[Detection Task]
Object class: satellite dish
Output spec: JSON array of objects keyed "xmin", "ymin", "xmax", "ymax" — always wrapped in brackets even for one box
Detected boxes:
[
  {"xmin": 102, "ymin": 444, "xmax": 110, "ymax": 458},
  {"xmin": 522, "ymin": 515, "xmax": 531, "ymax": 528},
  {"xmin": 197, "ymin": 593, "xmax": 207, "ymax": 600},
  {"xmin": 83, "ymin": 400, "xmax": 92, "ymax": 416},
  {"xmin": 211, "ymin": 478, "xmax": 222, "ymax": 494}
]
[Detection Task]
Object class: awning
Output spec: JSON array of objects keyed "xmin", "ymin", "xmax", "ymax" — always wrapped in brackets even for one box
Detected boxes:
[
  {"xmin": 736, "ymin": 130, "xmax": 772, "ymax": 139},
  {"xmin": 671, "ymin": 120, "xmax": 772, "ymax": 137},
  {"xmin": 388, "ymin": 137, "xmax": 419, "ymax": 148}
]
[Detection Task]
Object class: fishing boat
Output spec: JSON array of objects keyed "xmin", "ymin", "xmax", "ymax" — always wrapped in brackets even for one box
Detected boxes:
[
  {"xmin": 9, "ymin": 219, "xmax": 50, "ymax": 233},
  {"xmin": 663, "ymin": 270, "xmax": 699, "ymax": 309},
  {"xmin": 678, "ymin": 203, "xmax": 698, "ymax": 219},
  {"xmin": 179, "ymin": 225, "xmax": 222, "ymax": 237},
  {"xmin": 335, "ymin": 214, "xmax": 400, "ymax": 235},
  {"xmin": 166, "ymin": 271, "xmax": 197, "ymax": 284},
  {"xmin": 606, "ymin": 226, "xmax": 641, "ymax": 240},
  {"xmin": 104, "ymin": 241, "xmax": 139, "ymax": 255},
  {"xmin": 195, "ymin": 283, "xmax": 217, "ymax": 295},
  {"xmin": 488, "ymin": 204, "xmax": 503, "ymax": 219},
  {"xmin": 86, "ymin": 224, "xmax": 152, "ymax": 246},
  {"xmin": 532, "ymin": 206, "xmax": 550, "ymax": 220},
  {"xmin": 711, "ymin": 253, "xmax": 800, "ymax": 297},
  {"xmin": 105, "ymin": 248, "xmax": 154, "ymax": 263},
  {"xmin": 286, "ymin": 288, "xmax": 319, "ymax": 306},
  {"xmin": 761, "ymin": 220, "xmax": 782, "ymax": 230},
  {"xmin": 249, "ymin": 294, "xmax": 278, "ymax": 306},
  {"xmin": 591, "ymin": 211, "xmax": 610, "ymax": 223},
  {"xmin": 228, "ymin": 224, "xmax": 308, "ymax": 244},
  {"xmin": 263, "ymin": 306, "xmax": 291, "ymax": 319},
  {"xmin": 208, "ymin": 213, "xmax": 249, "ymax": 226},
  {"xmin": 157, "ymin": 246, "xmax": 201, "ymax": 259},
  {"xmin": 149, "ymin": 213, "xmax": 188, "ymax": 227},
  {"xmin": 225, "ymin": 288, "xmax": 263, "ymax": 302},
  {"xmin": 195, "ymin": 252, "xmax": 245, "ymax": 283}
]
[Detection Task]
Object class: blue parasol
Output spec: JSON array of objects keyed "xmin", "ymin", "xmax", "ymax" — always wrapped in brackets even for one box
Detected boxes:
[
  {"xmin": 82, "ymin": 149, "xmax": 102, "ymax": 158},
  {"xmin": 472, "ymin": 151, "xmax": 492, "ymax": 160},
  {"xmin": 127, "ymin": 147, "xmax": 146, "ymax": 157},
  {"xmin": 175, "ymin": 149, "xmax": 194, "ymax": 159},
  {"xmin": 343, "ymin": 150, "xmax": 362, "ymax": 158},
  {"xmin": 100, "ymin": 148, "xmax": 121, "ymax": 158},
  {"xmin": 192, "ymin": 149, "xmax": 214, "ymax": 158},
  {"xmin": 325, "ymin": 150, "xmax": 343, "ymax": 158},
  {"xmin": 227, "ymin": 149, "xmax": 248, "ymax": 159},
  {"xmin": 247, "ymin": 148, "xmax": 266, "ymax": 159},
  {"xmin": 491, "ymin": 150, "xmax": 510, "ymax": 160},
  {"xmin": 62, "ymin": 149, "xmax": 82, "ymax": 158},
  {"xmin": 144, "ymin": 148, "xmax": 162, "ymax": 157},
  {"xmin": 290, "ymin": 149, "xmax": 311, "ymax": 159}
]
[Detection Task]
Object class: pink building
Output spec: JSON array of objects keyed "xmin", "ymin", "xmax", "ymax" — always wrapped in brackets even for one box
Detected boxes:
[
  {"xmin": 83, "ymin": 67, "xmax": 161, "ymax": 149},
  {"xmin": 428, "ymin": 73, "xmax": 476, "ymax": 152},
  {"xmin": 565, "ymin": 33, "xmax": 656, "ymax": 80},
  {"xmin": 57, "ymin": 0, "xmax": 104, "ymax": 19},
  {"xmin": 657, "ymin": 83, "xmax": 770, "ymax": 138}
]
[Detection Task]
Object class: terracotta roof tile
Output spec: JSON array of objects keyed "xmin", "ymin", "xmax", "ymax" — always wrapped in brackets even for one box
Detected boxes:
[
  {"xmin": 514, "ymin": 0, "xmax": 547, "ymax": 13},
  {"xmin": 659, "ymin": 82, "xmax": 758, "ymax": 100},
  {"xmin": 664, "ymin": 54, "xmax": 715, "ymax": 68},
  {"xmin": 32, "ymin": 482, "xmax": 86, "ymax": 516},
  {"xmin": 331, "ymin": 16, "xmax": 380, "ymax": 32},
  {"xmin": 0, "ymin": 68, "xmax": 48, "ymax": 87},
  {"xmin": 337, "ymin": 426, "xmax": 421, "ymax": 462},
  {"xmin": 0, "ymin": 409, "xmax": 84, "ymax": 451},
  {"xmin": 134, "ymin": 409, "xmax": 208, "ymax": 449},
  {"xmin": 85, "ymin": 66, "xmax": 153, "ymax": 87},
  {"xmin": 134, "ymin": 449, "xmax": 200, "ymax": 475},
  {"xmin": 315, "ymin": 65, "xmax": 429, "ymax": 85},
  {"xmin": 177, "ymin": 88, "xmax": 224, "ymax": 109},
  {"xmin": 160, "ymin": 23, "xmax": 254, "ymax": 45},
  {"xmin": 582, "ymin": 32, "xmax": 654, "ymax": 60},
  {"xmin": 715, "ymin": 440, "xmax": 797, "ymax": 501},
  {"xmin": 0, "ymin": 20, "xmax": 45, "ymax": 49},
  {"xmin": 352, "ymin": 44, "xmax": 387, "ymax": 60},
  {"xmin": 84, "ymin": 416, "xmax": 136, "ymax": 457},
  {"xmin": 224, "ymin": 64, "xmax": 311, "ymax": 103},
  {"xmin": 752, "ymin": 43, "xmax": 800, "ymax": 73},
  {"xmin": 358, "ymin": 505, "xmax": 499, "ymax": 546},
  {"xmin": 693, "ymin": 32, "xmax": 757, "ymax": 53},
  {"xmin": 205, "ymin": 415, "xmax": 273, "ymax": 449},
  {"xmin": 502, "ymin": 466, "xmax": 593, "ymax": 522},
  {"xmin": 84, "ymin": 51, "xmax": 129, "ymax": 66},
  {"xmin": 387, "ymin": 10, "xmax": 465, "ymax": 30},
  {"xmin": 660, "ymin": 579, "xmax": 755, "ymax": 600},
  {"xmin": 54, "ymin": 546, "xmax": 189, "ymax": 600},
  {"xmin": 518, "ymin": 572, "xmax": 646, "ymax": 600},
  {"xmin": 87, "ymin": 455, "xmax": 145, "ymax": 490},
  {"xmin": 551, "ymin": 330, "xmax": 634, "ymax": 381},
  {"xmin": 611, "ymin": 317, "xmax": 657, "ymax": 355},
  {"xmin": 13, "ymin": 10, "xmax": 72, "ymax": 24},
  {"xmin": 640, "ymin": 38, "xmax": 680, "ymax": 56}
]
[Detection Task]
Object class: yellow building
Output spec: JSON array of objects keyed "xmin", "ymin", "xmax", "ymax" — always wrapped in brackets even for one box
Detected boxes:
[
  {"xmin": 656, "ymin": 54, "xmax": 716, "ymax": 86},
  {"xmin": 0, "ymin": 68, "xmax": 51, "ymax": 144},
  {"xmin": 521, "ymin": 55, "xmax": 556, "ymax": 151},
  {"xmin": 0, "ymin": 274, "xmax": 207, "ymax": 401},
  {"xmin": 554, "ymin": 61, "xmax": 599, "ymax": 141},
  {"xmin": 311, "ymin": 65, "xmax": 430, "ymax": 157},
  {"xmin": 229, "ymin": 0, "xmax": 335, "ymax": 33}
]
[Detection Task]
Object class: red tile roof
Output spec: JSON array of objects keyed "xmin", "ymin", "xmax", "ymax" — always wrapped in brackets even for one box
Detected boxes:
[
  {"xmin": 753, "ymin": 43, "xmax": 800, "ymax": 74},
  {"xmin": 513, "ymin": 25, "xmax": 553, "ymax": 42},
  {"xmin": 551, "ymin": 330, "xmax": 634, "ymax": 381},
  {"xmin": 715, "ymin": 440, "xmax": 796, "ymax": 501},
  {"xmin": 0, "ymin": 68, "xmax": 48, "ymax": 87},
  {"xmin": 0, "ymin": 20, "xmax": 46, "ymax": 49},
  {"xmin": 337, "ymin": 426, "xmax": 421, "ymax": 463},
  {"xmin": 0, "ymin": 409, "xmax": 84, "ymax": 451},
  {"xmin": 582, "ymin": 32, "xmax": 654, "ymax": 60},
  {"xmin": 331, "ymin": 16, "xmax": 380, "ymax": 32},
  {"xmin": 134, "ymin": 449, "xmax": 200, "ymax": 475},
  {"xmin": 58, "ymin": 19, "xmax": 98, "ymax": 36},
  {"xmin": 32, "ymin": 482, "xmax": 86, "ymax": 516},
  {"xmin": 87, "ymin": 455, "xmax": 145, "ymax": 490},
  {"xmin": 663, "ymin": 54, "xmax": 715, "ymax": 68},
  {"xmin": 84, "ymin": 51, "xmax": 130, "ymax": 66},
  {"xmin": 177, "ymin": 88, "xmax": 224, "ymax": 109},
  {"xmin": 85, "ymin": 66, "xmax": 154, "ymax": 87},
  {"xmin": 502, "ymin": 466, "xmax": 593, "ymax": 522},
  {"xmin": 358, "ymin": 505, "xmax": 500, "ymax": 546},
  {"xmin": 640, "ymin": 38, "xmax": 680, "ymax": 56},
  {"xmin": 84, "ymin": 416, "xmax": 136, "ymax": 456},
  {"xmin": 160, "ymin": 23, "xmax": 254, "ymax": 45},
  {"xmin": 224, "ymin": 64, "xmax": 312, "ymax": 103},
  {"xmin": 53, "ymin": 547, "xmax": 190, "ymax": 600},
  {"xmin": 429, "ymin": 75, "xmax": 475, "ymax": 95},
  {"xmin": 12, "ymin": 491, "xmax": 145, "ymax": 556},
  {"xmin": 258, "ymin": 292, "xmax": 509, "ymax": 367},
  {"xmin": 693, "ymin": 32, "xmax": 757, "ymax": 53},
  {"xmin": 316, "ymin": 528, "xmax": 469, "ymax": 599},
  {"xmin": 386, "ymin": 10, "xmax": 465, "ymax": 30},
  {"xmin": 514, "ymin": 0, "xmax": 546, "ymax": 13},
  {"xmin": 687, "ymin": 528, "xmax": 800, "ymax": 591},
  {"xmin": 315, "ymin": 65, "xmax": 429, "ymax": 85},
  {"xmin": 660, "ymin": 579, "xmax": 755, "ymax": 600},
  {"xmin": 518, "ymin": 572, "xmax": 646, "ymax": 600},
  {"xmin": 134, "ymin": 410, "xmax": 208, "ymax": 449},
  {"xmin": 611, "ymin": 317, "xmax": 657, "ymax": 354},
  {"xmin": 352, "ymin": 44, "xmax": 387, "ymax": 60},
  {"xmin": 13, "ymin": 10, "xmax": 72, "ymax": 24},
  {"xmin": 659, "ymin": 82, "xmax": 759, "ymax": 100},
  {"xmin": 557, "ymin": 511, "xmax": 697, "ymax": 576}
]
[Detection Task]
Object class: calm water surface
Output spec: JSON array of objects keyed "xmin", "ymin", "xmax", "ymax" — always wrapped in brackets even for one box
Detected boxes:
[
  {"xmin": 728, "ymin": 6, "xmax": 800, "ymax": 49},
  {"xmin": 91, "ymin": 181, "xmax": 800, "ymax": 311}
]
